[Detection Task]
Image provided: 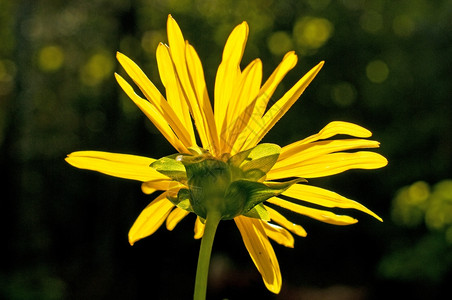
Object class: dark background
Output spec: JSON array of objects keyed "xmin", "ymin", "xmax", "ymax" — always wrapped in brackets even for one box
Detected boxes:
[{"xmin": 1, "ymin": 0, "xmax": 451, "ymax": 299}]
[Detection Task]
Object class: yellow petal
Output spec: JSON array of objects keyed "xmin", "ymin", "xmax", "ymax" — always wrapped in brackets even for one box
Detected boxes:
[
  {"xmin": 233, "ymin": 51, "xmax": 298, "ymax": 153},
  {"xmin": 65, "ymin": 151, "xmax": 165, "ymax": 182},
  {"xmin": 273, "ymin": 139, "xmax": 381, "ymax": 171},
  {"xmin": 214, "ymin": 21, "xmax": 249, "ymax": 150},
  {"xmin": 166, "ymin": 207, "xmax": 190, "ymax": 231},
  {"xmin": 257, "ymin": 51, "xmax": 298, "ymax": 114},
  {"xmin": 128, "ymin": 193, "xmax": 175, "ymax": 245},
  {"xmin": 282, "ymin": 184, "xmax": 382, "ymax": 222},
  {"xmin": 166, "ymin": 16, "xmax": 214, "ymax": 153},
  {"xmin": 267, "ymin": 151, "xmax": 388, "ymax": 179},
  {"xmin": 185, "ymin": 42, "xmax": 220, "ymax": 155},
  {"xmin": 156, "ymin": 43, "xmax": 196, "ymax": 145},
  {"xmin": 115, "ymin": 73, "xmax": 188, "ymax": 153},
  {"xmin": 264, "ymin": 205, "xmax": 307, "ymax": 237},
  {"xmin": 141, "ymin": 180, "xmax": 183, "ymax": 194},
  {"xmin": 234, "ymin": 216, "xmax": 282, "ymax": 294},
  {"xmin": 267, "ymin": 197, "xmax": 358, "ymax": 225},
  {"xmin": 194, "ymin": 216, "xmax": 205, "ymax": 239},
  {"xmin": 262, "ymin": 222, "xmax": 295, "ymax": 248},
  {"xmin": 279, "ymin": 121, "xmax": 373, "ymax": 160},
  {"xmin": 243, "ymin": 61, "xmax": 324, "ymax": 149},
  {"xmin": 224, "ymin": 59, "xmax": 263, "ymax": 153}
]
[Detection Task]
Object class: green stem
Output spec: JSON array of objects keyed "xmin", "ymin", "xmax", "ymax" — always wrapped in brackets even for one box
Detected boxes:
[{"xmin": 193, "ymin": 210, "xmax": 221, "ymax": 300}]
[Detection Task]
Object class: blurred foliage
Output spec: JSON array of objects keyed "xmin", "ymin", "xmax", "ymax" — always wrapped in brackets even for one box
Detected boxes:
[
  {"xmin": 1, "ymin": 0, "xmax": 451, "ymax": 299},
  {"xmin": 379, "ymin": 180, "xmax": 452, "ymax": 282}
]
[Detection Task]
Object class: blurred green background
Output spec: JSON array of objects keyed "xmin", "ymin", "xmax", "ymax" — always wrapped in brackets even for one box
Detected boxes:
[{"xmin": 1, "ymin": 0, "xmax": 451, "ymax": 299}]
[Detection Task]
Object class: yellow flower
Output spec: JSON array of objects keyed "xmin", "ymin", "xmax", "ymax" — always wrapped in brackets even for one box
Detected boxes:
[{"xmin": 66, "ymin": 15, "xmax": 387, "ymax": 294}]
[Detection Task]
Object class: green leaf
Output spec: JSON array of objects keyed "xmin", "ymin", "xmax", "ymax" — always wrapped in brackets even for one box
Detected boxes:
[{"xmin": 150, "ymin": 157, "xmax": 187, "ymax": 182}]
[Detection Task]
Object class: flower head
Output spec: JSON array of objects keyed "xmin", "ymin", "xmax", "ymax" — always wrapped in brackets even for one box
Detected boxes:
[{"xmin": 66, "ymin": 15, "xmax": 387, "ymax": 294}]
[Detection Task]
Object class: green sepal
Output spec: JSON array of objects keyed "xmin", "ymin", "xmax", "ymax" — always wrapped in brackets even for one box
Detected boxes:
[
  {"xmin": 167, "ymin": 188, "xmax": 194, "ymax": 213},
  {"xmin": 150, "ymin": 157, "xmax": 187, "ymax": 182},
  {"xmin": 223, "ymin": 177, "xmax": 305, "ymax": 219},
  {"xmin": 228, "ymin": 143, "xmax": 281, "ymax": 181},
  {"xmin": 243, "ymin": 203, "xmax": 270, "ymax": 221},
  {"xmin": 184, "ymin": 158, "xmax": 232, "ymax": 220}
]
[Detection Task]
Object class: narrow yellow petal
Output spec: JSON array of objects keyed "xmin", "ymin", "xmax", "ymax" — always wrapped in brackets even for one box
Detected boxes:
[
  {"xmin": 166, "ymin": 16, "xmax": 215, "ymax": 153},
  {"xmin": 273, "ymin": 139, "xmax": 381, "ymax": 171},
  {"xmin": 233, "ymin": 51, "xmax": 298, "ymax": 153},
  {"xmin": 166, "ymin": 207, "xmax": 190, "ymax": 231},
  {"xmin": 224, "ymin": 59, "xmax": 263, "ymax": 153},
  {"xmin": 264, "ymin": 205, "xmax": 307, "ymax": 237},
  {"xmin": 243, "ymin": 61, "xmax": 324, "ymax": 149},
  {"xmin": 267, "ymin": 197, "xmax": 358, "ymax": 226},
  {"xmin": 156, "ymin": 43, "xmax": 196, "ymax": 145},
  {"xmin": 279, "ymin": 121, "xmax": 373, "ymax": 160},
  {"xmin": 234, "ymin": 216, "xmax": 282, "ymax": 294},
  {"xmin": 268, "ymin": 151, "xmax": 388, "ymax": 179},
  {"xmin": 194, "ymin": 216, "xmax": 205, "ymax": 239},
  {"xmin": 115, "ymin": 73, "xmax": 188, "ymax": 153},
  {"xmin": 185, "ymin": 42, "xmax": 220, "ymax": 155},
  {"xmin": 128, "ymin": 193, "xmax": 175, "ymax": 245},
  {"xmin": 141, "ymin": 180, "xmax": 183, "ymax": 195},
  {"xmin": 214, "ymin": 21, "xmax": 249, "ymax": 150},
  {"xmin": 116, "ymin": 52, "xmax": 193, "ymax": 148},
  {"xmin": 282, "ymin": 184, "xmax": 383, "ymax": 222},
  {"xmin": 262, "ymin": 222, "xmax": 295, "ymax": 248},
  {"xmin": 257, "ymin": 51, "xmax": 298, "ymax": 113},
  {"xmin": 65, "ymin": 151, "xmax": 165, "ymax": 182}
]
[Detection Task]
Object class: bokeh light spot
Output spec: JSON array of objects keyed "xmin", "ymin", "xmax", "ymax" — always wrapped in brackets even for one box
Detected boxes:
[
  {"xmin": 331, "ymin": 81, "xmax": 357, "ymax": 107},
  {"xmin": 366, "ymin": 60, "xmax": 389, "ymax": 83},
  {"xmin": 80, "ymin": 51, "xmax": 114, "ymax": 86},
  {"xmin": 408, "ymin": 181, "xmax": 430, "ymax": 205},
  {"xmin": 393, "ymin": 15, "xmax": 415, "ymax": 37},
  {"xmin": 38, "ymin": 45, "xmax": 64, "ymax": 72},
  {"xmin": 267, "ymin": 31, "xmax": 293, "ymax": 56},
  {"xmin": 293, "ymin": 17, "xmax": 334, "ymax": 50}
]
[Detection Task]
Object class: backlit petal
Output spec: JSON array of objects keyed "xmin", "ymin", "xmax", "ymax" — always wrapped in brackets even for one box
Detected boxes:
[
  {"xmin": 235, "ymin": 216, "xmax": 282, "ymax": 294},
  {"xmin": 264, "ymin": 205, "xmax": 307, "ymax": 237},
  {"xmin": 214, "ymin": 21, "xmax": 249, "ymax": 151},
  {"xmin": 279, "ymin": 121, "xmax": 373, "ymax": 160},
  {"xmin": 129, "ymin": 192, "xmax": 175, "ymax": 245},
  {"xmin": 185, "ymin": 42, "xmax": 220, "ymax": 155},
  {"xmin": 243, "ymin": 61, "xmax": 324, "ymax": 149},
  {"xmin": 167, "ymin": 16, "xmax": 214, "ymax": 154},
  {"xmin": 156, "ymin": 43, "xmax": 196, "ymax": 145},
  {"xmin": 115, "ymin": 73, "xmax": 188, "ymax": 153},
  {"xmin": 262, "ymin": 222, "xmax": 295, "ymax": 248},
  {"xmin": 267, "ymin": 151, "xmax": 388, "ymax": 179},
  {"xmin": 166, "ymin": 207, "xmax": 190, "ymax": 231},
  {"xmin": 141, "ymin": 180, "xmax": 183, "ymax": 194},
  {"xmin": 273, "ymin": 139, "xmax": 381, "ymax": 171},
  {"xmin": 233, "ymin": 51, "xmax": 298, "ymax": 153},
  {"xmin": 223, "ymin": 59, "xmax": 263, "ymax": 153},
  {"xmin": 267, "ymin": 197, "xmax": 358, "ymax": 225},
  {"xmin": 65, "ymin": 151, "xmax": 165, "ymax": 182},
  {"xmin": 282, "ymin": 184, "xmax": 382, "ymax": 221},
  {"xmin": 116, "ymin": 52, "xmax": 193, "ymax": 149},
  {"xmin": 194, "ymin": 216, "xmax": 205, "ymax": 239}
]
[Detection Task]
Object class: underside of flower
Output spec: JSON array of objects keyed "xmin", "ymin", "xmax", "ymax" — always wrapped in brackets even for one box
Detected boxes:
[
  {"xmin": 65, "ymin": 14, "xmax": 388, "ymax": 298},
  {"xmin": 151, "ymin": 144, "xmax": 305, "ymax": 221}
]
